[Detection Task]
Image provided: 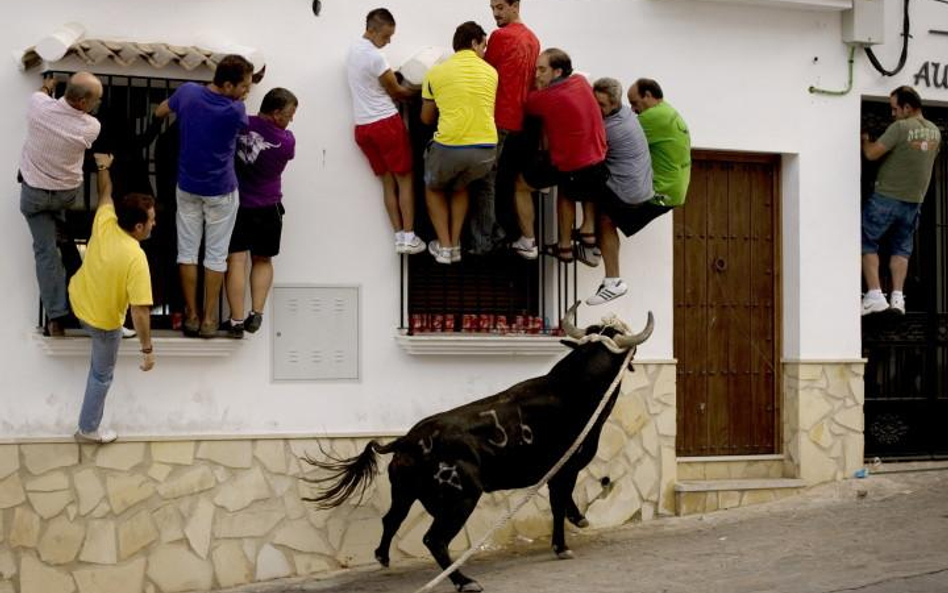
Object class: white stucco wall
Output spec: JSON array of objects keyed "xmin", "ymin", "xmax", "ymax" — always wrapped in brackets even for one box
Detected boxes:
[{"xmin": 1, "ymin": 0, "xmax": 942, "ymax": 438}]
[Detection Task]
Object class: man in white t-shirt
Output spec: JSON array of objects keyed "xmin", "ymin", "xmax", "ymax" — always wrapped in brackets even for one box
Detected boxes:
[{"xmin": 346, "ymin": 8, "xmax": 424, "ymax": 255}]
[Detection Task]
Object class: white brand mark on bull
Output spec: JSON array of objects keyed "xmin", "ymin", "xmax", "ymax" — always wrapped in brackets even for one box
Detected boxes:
[
  {"xmin": 517, "ymin": 407, "xmax": 534, "ymax": 445},
  {"xmin": 419, "ymin": 430, "xmax": 439, "ymax": 456},
  {"xmin": 434, "ymin": 462, "xmax": 463, "ymax": 491},
  {"xmin": 478, "ymin": 409, "xmax": 509, "ymax": 448}
]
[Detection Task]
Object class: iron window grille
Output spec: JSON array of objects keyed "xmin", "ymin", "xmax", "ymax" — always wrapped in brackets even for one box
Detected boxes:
[
  {"xmin": 396, "ymin": 98, "xmax": 582, "ymax": 336},
  {"xmin": 37, "ymin": 71, "xmax": 196, "ymax": 330}
]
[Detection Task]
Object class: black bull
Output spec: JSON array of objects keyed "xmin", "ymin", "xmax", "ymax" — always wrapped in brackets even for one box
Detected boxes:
[{"xmin": 303, "ymin": 308, "xmax": 654, "ymax": 592}]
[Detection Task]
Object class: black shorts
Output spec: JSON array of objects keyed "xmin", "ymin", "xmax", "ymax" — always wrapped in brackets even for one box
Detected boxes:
[
  {"xmin": 599, "ymin": 189, "xmax": 672, "ymax": 237},
  {"xmin": 523, "ymin": 157, "xmax": 610, "ymax": 203},
  {"xmin": 228, "ymin": 203, "xmax": 284, "ymax": 257},
  {"xmin": 496, "ymin": 120, "xmax": 542, "ymax": 182}
]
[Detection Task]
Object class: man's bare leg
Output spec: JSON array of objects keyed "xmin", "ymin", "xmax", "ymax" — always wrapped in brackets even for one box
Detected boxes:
[
  {"xmin": 450, "ymin": 187, "xmax": 470, "ymax": 248},
  {"xmin": 426, "ymin": 188, "xmax": 451, "ymax": 248},
  {"xmin": 202, "ymin": 269, "xmax": 226, "ymax": 331},
  {"xmin": 862, "ymin": 253, "xmax": 882, "ymax": 291},
  {"xmin": 890, "ymin": 255, "xmax": 909, "ymax": 292},
  {"xmin": 179, "ymin": 263, "xmax": 199, "ymax": 327},
  {"xmin": 395, "ymin": 172, "xmax": 414, "ymax": 233},
  {"xmin": 225, "ymin": 251, "xmax": 249, "ymax": 322},
  {"xmin": 514, "ymin": 175, "xmax": 535, "ymax": 240},
  {"xmin": 598, "ymin": 213, "xmax": 621, "ymax": 279},
  {"xmin": 382, "ymin": 173, "xmax": 403, "ymax": 233},
  {"xmin": 250, "ymin": 256, "xmax": 274, "ymax": 314},
  {"xmin": 580, "ymin": 202, "xmax": 596, "ymax": 238}
]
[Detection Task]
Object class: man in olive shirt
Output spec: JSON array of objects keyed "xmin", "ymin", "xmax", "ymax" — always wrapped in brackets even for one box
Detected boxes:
[
  {"xmin": 860, "ymin": 86, "xmax": 941, "ymax": 315},
  {"xmin": 627, "ymin": 78, "xmax": 691, "ymax": 209}
]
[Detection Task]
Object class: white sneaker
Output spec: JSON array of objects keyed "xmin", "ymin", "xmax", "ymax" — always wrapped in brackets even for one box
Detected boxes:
[
  {"xmin": 889, "ymin": 293, "xmax": 905, "ymax": 315},
  {"xmin": 399, "ymin": 235, "xmax": 426, "ymax": 255},
  {"xmin": 121, "ymin": 326, "xmax": 136, "ymax": 338},
  {"xmin": 428, "ymin": 240, "xmax": 452, "ymax": 264},
  {"xmin": 586, "ymin": 280, "xmax": 629, "ymax": 306},
  {"xmin": 511, "ymin": 236, "xmax": 538, "ymax": 260},
  {"xmin": 450, "ymin": 246, "xmax": 462, "ymax": 263},
  {"xmin": 75, "ymin": 428, "xmax": 118, "ymax": 444},
  {"xmin": 861, "ymin": 293, "xmax": 889, "ymax": 316}
]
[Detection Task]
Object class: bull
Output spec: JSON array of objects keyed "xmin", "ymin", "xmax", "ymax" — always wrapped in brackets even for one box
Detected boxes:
[{"xmin": 302, "ymin": 304, "xmax": 653, "ymax": 592}]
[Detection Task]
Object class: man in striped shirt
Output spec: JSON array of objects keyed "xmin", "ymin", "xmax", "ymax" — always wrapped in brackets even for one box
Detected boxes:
[{"xmin": 19, "ymin": 72, "xmax": 103, "ymax": 336}]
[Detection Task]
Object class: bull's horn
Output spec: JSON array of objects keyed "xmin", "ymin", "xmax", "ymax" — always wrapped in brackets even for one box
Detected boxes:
[
  {"xmin": 614, "ymin": 311, "xmax": 654, "ymax": 349},
  {"xmin": 560, "ymin": 301, "xmax": 585, "ymax": 339}
]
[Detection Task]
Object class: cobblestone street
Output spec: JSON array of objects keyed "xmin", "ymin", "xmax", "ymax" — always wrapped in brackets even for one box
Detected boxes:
[{"xmin": 229, "ymin": 465, "xmax": 948, "ymax": 593}]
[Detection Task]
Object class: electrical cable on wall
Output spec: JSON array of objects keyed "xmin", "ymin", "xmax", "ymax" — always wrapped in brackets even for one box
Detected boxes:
[
  {"xmin": 809, "ymin": 45, "xmax": 856, "ymax": 95},
  {"xmin": 865, "ymin": 0, "xmax": 911, "ymax": 76}
]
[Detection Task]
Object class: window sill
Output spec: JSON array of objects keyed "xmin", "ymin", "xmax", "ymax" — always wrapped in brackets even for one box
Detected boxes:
[
  {"xmin": 688, "ymin": 0, "xmax": 850, "ymax": 11},
  {"xmin": 33, "ymin": 329, "xmax": 244, "ymax": 358},
  {"xmin": 394, "ymin": 333, "xmax": 567, "ymax": 356}
]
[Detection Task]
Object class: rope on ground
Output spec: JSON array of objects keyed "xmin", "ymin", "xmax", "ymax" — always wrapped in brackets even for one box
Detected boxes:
[{"xmin": 413, "ymin": 346, "xmax": 636, "ymax": 593}]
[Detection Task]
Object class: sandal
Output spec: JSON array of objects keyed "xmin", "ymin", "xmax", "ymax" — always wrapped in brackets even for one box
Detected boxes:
[
  {"xmin": 572, "ymin": 230, "xmax": 598, "ymax": 247},
  {"xmin": 542, "ymin": 243, "xmax": 574, "ymax": 263},
  {"xmin": 573, "ymin": 231, "xmax": 601, "ymax": 267}
]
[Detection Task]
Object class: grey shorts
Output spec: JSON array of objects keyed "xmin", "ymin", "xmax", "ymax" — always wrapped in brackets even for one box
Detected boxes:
[{"xmin": 424, "ymin": 142, "xmax": 496, "ymax": 191}]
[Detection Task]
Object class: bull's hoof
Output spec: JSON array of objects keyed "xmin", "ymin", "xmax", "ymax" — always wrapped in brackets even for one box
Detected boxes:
[
  {"xmin": 554, "ymin": 547, "xmax": 575, "ymax": 560},
  {"xmin": 456, "ymin": 579, "xmax": 483, "ymax": 592},
  {"xmin": 374, "ymin": 549, "xmax": 389, "ymax": 568}
]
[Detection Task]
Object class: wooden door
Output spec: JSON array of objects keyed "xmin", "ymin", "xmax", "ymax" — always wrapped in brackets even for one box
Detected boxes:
[{"xmin": 674, "ymin": 152, "xmax": 780, "ymax": 456}]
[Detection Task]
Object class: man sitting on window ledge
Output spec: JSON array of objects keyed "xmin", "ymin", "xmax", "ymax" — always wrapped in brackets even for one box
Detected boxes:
[
  {"xmin": 421, "ymin": 21, "xmax": 498, "ymax": 264},
  {"xmin": 69, "ymin": 153, "xmax": 156, "ymax": 444}
]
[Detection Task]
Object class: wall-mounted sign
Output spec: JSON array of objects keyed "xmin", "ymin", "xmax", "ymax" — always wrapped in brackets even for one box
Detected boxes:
[{"xmin": 914, "ymin": 62, "xmax": 948, "ymax": 88}]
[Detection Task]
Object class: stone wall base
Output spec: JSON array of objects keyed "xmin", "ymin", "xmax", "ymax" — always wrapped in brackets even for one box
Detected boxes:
[
  {"xmin": 0, "ymin": 365, "xmax": 676, "ymax": 593},
  {"xmin": 783, "ymin": 362, "xmax": 866, "ymax": 485}
]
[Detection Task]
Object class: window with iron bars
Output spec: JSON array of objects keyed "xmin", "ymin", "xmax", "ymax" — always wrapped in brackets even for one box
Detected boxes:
[
  {"xmin": 39, "ymin": 71, "xmax": 193, "ymax": 330},
  {"xmin": 396, "ymin": 97, "xmax": 583, "ymax": 337}
]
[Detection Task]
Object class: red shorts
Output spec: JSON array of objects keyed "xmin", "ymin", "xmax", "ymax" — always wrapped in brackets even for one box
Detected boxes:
[{"xmin": 354, "ymin": 113, "xmax": 413, "ymax": 175}]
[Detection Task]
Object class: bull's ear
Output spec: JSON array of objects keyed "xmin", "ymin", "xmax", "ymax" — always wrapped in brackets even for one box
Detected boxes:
[{"xmin": 560, "ymin": 339, "xmax": 578, "ymax": 350}]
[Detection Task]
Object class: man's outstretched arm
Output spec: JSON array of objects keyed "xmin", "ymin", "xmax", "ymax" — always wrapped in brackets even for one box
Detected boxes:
[{"xmin": 93, "ymin": 153, "xmax": 114, "ymax": 208}]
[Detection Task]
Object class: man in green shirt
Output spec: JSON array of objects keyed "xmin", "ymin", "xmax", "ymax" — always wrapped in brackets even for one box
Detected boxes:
[
  {"xmin": 860, "ymin": 86, "xmax": 941, "ymax": 315},
  {"xmin": 627, "ymin": 78, "xmax": 691, "ymax": 208}
]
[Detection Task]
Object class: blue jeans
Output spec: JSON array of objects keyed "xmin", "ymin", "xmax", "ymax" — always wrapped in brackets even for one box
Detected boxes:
[
  {"xmin": 20, "ymin": 182, "xmax": 79, "ymax": 319},
  {"xmin": 861, "ymin": 192, "xmax": 922, "ymax": 257},
  {"xmin": 78, "ymin": 321, "xmax": 122, "ymax": 433},
  {"xmin": 466, "ymin": 131, "xmax": 510, "ymax": 254}
]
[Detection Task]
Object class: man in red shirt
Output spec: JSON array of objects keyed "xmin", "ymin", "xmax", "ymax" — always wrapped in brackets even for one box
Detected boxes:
[
  {"xmin": 470, "ymin": 0, "xmax": 541, "ymax": 257},
  {"xmin": 520, "ymin": 48, "xmax": 609, "ymax": 264}
]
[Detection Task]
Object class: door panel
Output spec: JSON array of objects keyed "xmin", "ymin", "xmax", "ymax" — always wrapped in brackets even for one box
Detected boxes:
[{"xmin": 675, "ymin": 152, "xmax": 780, "ymax": 456}]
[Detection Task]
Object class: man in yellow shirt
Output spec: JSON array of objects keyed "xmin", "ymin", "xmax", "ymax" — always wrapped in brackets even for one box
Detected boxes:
[
  {"xmin": 68, "ymin": 153, "xmax": 156, "ymax": 443},
  {"xmin": 421, "ymin": 21, "xmax": 498, "ymax": 264}
]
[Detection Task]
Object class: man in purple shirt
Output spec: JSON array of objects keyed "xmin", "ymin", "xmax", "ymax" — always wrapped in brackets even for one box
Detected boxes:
[
  {"xmin": 155, "ymin": 54, "xmax": 253, "ymax": 338},
  {"xmin": 223, "ymin": 88, "xmax": 298, "ymax": 338}
]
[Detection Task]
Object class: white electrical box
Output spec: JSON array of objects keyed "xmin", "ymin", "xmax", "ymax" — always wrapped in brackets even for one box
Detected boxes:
[
  {"xmin": 271, "ymin": 285, "xmax": 360, "ymax": 382},
  {"xmin": 842, "ymin": 0, "xmax": 885, "ymax": 45}
]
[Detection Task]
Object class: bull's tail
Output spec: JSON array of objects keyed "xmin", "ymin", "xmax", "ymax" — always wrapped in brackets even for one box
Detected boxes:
[{"xmin": 300, "ymin": 439, "xmax": 399, "ymax": 510}]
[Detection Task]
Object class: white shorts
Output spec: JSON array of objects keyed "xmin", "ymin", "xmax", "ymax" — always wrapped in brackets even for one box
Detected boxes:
[{"xmin": 175, "ymin": 186, "xmax": 239, "ymax": 272}]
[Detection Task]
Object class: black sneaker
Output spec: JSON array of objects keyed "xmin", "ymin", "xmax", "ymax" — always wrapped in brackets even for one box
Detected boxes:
[
  {"xmin": 244, "ymin": 311, "xmax": 263, "ymax": 334},
  {"xmin": 222, "ymin": 320, "xmax": 244, "ymax": 339}
]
